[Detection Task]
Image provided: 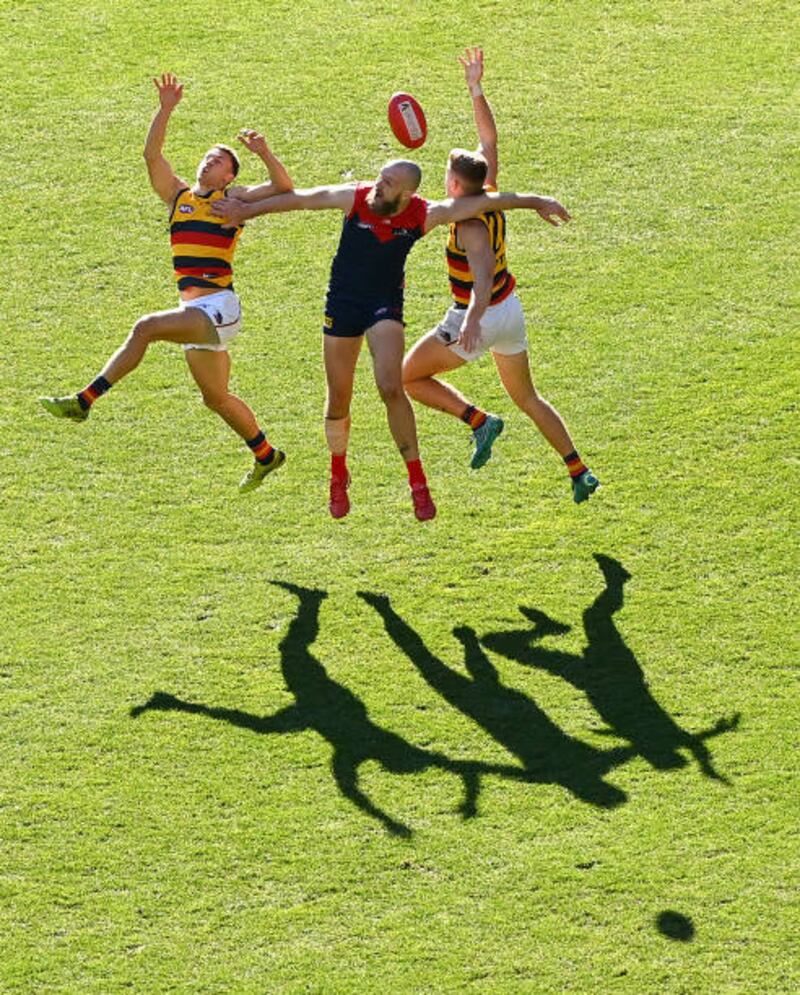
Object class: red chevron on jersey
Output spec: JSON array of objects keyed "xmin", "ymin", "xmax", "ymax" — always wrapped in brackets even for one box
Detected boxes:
[
  {"xmin": 328, "ymin": 183, "xmax": 428, "ymax": 300},
  {"xmin": 347, "ymin": 184, "xmax": 427, "ymax": 243}
]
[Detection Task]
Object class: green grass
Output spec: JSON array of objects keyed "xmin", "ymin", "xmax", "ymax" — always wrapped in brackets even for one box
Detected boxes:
[{"xmin": 2, "ymin": 0, "xmax": 798, "ymax": 991}]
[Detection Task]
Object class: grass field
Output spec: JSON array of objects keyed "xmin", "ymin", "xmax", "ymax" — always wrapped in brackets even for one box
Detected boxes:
[{"xmin": 2, "ymin": 0, "xmax": 798, "ymax": 991}]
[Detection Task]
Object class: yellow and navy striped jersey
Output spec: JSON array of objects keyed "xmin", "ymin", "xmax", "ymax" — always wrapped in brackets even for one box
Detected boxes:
[
  {"xmin": 169, "ymin": 188, "xmax": 243, "ymax": 292},
  {"xmin": 446, "ymin": 187, "xmax": 515, "ymax": 307}
]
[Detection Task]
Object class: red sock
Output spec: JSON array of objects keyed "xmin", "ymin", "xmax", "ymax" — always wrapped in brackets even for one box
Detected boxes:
[
  {"xmin": 331, "ymin": 453, "xmax": 348, "ymax": 481},
  {"xmin": 406, "ymin": 458, "xmax": 427, "ymax": 487}
]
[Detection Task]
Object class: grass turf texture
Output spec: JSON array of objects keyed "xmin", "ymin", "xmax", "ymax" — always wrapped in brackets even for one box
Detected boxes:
[{"xmin": 2, "ymin": 0, "xmax": 797, "ymax": 991}]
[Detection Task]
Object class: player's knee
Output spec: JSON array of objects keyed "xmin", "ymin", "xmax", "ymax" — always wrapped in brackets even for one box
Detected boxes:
[
  {"xmin": 401, "ymin": 365, "xmax": 419, "ymax": 388},
  {"xmin": 131, "ymin": 315, "xmax": 159, "ymax": 343},
  {"xmin": 200, "ymin": 388, "xmax": 228, "ymax": 412},
  {"xmin": 515, "ymin": 388, "xmax": 542, "ymax": 413},
  {"xmin": 376, "ymin": 377, "xmax": 403, "ymax": 405}
]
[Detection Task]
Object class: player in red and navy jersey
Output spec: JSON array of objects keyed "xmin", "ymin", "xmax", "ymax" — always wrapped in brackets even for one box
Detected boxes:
[
  {"xmin": 39, "ymin": 73, "xmax": 293, "ymax": 493},
  {"xmin": 403, "ymin": 48, "xmax": 599, "ymax": 503},
  {"xmin": 213, "ymin": 158, "xmax": 570, "ymax": 520}
]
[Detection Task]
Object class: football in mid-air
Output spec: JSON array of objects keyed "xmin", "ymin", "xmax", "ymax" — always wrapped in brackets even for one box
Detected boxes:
[{"xmin": 388, "ymin": 92, "xmax": 427, "ymax": 149}]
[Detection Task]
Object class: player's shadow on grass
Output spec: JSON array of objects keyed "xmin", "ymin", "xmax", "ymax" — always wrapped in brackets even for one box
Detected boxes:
[
  {"xmin": 481, "ymin": 554, "xmax": 740, "ymax": 781},
  {"xmin": 359, "ymin": 592, "xmax": 632, "ymax": 809},
  {"xmin": 131, "ymin": 581, "xmax": 537, "ymax": 838}
]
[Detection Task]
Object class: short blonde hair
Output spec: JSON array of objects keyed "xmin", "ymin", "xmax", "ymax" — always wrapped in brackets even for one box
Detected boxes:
[{"xmin": 448, "ymin": 148, "xmax": 487, "ymax": 193}]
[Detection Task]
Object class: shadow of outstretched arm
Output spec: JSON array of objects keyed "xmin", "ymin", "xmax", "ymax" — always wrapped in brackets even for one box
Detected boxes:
[
  {"xmin": 482, "ymin": 608, "xmax": 582, "ymax": 684},
  {"xmin": 130, "ymin": 691, "xmax": 307, "ymax": 734},
  {"xmin": 453, "ymin": 625, "xmax": 499, "ymax": 685},
  {"xmin": 359, "ymin": 591, "xmax": 474, "ymax": 702},
  {"xmin": 690, "ymin": 713, "xmax": 742, "ymax": 784}
]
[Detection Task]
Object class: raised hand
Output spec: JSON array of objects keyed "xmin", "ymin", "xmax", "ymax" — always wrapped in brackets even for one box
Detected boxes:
[
  {"xmin": 153, "ymin": 72, "xmax": 183, "ymax": 110},
  {"xmin": 535, "ymin": 197, "xmax": 572, "ymax": 227},
  {"xmin": 237, "ymin": 128, "xmax": 270, "ymax": 158},
  {"xmin": 458, "ymin": 46, "xmax": 484, "ymax": 90}
]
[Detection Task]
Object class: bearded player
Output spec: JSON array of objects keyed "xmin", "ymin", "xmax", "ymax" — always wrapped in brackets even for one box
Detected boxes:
[
  {"xmin": 39, "ymin": 74, "xmax": 293, "ymax": 493},
  {"xmin": 402, "ymin": 48, "xmax": 599, "ymax": 503},
  {"xmin": 212, "ymin": 155, "xmax": 570, "ymax": 520}
]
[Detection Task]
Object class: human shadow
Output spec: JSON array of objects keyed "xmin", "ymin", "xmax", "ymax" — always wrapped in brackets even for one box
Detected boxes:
[
  {"xmin": 359, "ymin": 592, "xmax": 632, "ymax": 809},
  {"xmin": 131, "ymin": 581, "xmax": 533, "ymax": 838},
  {"xmin": 482, "ymin": 554, "xmax": 740, "ymax": 781}
]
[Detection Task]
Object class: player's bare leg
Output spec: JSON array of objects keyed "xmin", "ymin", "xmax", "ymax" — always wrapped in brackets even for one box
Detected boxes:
[
  {"xmin": 39, "ymin": 307, "xmax": 219, "ymax": 420},
  {"xmin": 367, "ymin": 320, "xmax": 419, "ymax": 461},
  {"xmin": 493, "ymin": 351, "xmax": 573, "ymax": 454},
  {"xmin": 402, "ymin": 334, "xmax": 468, "ymax": 416},
  {"xmin": 184, "ymin": 347, "xmax": 284, "ymax": 492},
  {"xmin": 367, "ymin": 320, "xmax": 435, "ymax": 520},
  {"xmin": 493, "ymin": 351, "xmax": 599, "ymax": 502},
  {"xmin": 323, "ymin": 335, "xmax": 362, "ymax": 518},
  {"xmin": 403, "ymin": 331, "xmax": 504, "ymax": 470},
  {"xmin": 185, "ymin": 348, "xmax": 285, "ymax": 491},
  {"xmin": 102, "ymin": 307, "xmax": 220, "ymax": 382},
  {"xmin": 184, "ymin": 347, "xmax": 258, "ymax": 439}
]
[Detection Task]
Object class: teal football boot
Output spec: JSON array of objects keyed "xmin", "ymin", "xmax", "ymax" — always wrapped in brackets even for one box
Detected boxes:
[
  {"xmin": 470, "ymin": 414, "xmax": 504, "ymax": 469},
  {"xmin": 572, "ymin": 469, "xmax": 600, "ymax": 504}
]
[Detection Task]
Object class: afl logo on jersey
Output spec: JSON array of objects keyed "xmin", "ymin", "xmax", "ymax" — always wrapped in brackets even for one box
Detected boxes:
[{"xmin": 179, "ymin": 204, "xmax": 195, "ymax": 214}]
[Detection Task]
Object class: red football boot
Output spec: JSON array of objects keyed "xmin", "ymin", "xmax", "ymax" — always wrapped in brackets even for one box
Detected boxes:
[
  {"xmin": 411, "ymin": 482, "xmax": 436, "ymax": 521},
  {"xmin": 329, "ymin": 474, "xmax": 351, "ymax": 519}
]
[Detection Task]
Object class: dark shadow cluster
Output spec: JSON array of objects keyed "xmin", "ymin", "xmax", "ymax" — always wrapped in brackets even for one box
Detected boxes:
[{"xmin": 131, "ymin": 557, "xmax": 739, "ymax": 839}]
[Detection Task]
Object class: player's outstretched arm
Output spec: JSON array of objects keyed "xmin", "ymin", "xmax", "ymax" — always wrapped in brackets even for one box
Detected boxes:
[
  {"xmin": 211, "ymin": 184, "xmax": 356, "ymax": 225},
  {"xmin": 457, "ymin": 221, "xmax": 495, "ymax": 354},
  {"xmin": 424, "ymin": 192, "xmax": 571, "ymax": 233},
  {"xmin": 227, "ymin": 129, "xmax": 294, "ymax": 202},
  {"xmin": 144, "ymin": 73, "xmax": 188, "ymax": 205},
  {"xmin": 459, "ymin": 45, "xmax": 498, "ymax": 186}
]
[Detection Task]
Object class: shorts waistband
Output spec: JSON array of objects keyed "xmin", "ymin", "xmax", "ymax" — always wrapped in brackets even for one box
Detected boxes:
[
  {"xmin": 452, "ymin": 291, "xmax": 517, "ymax": 313},
  {"xmin": 180, "ymin": 288, "xmax": 238, "ymax": 303}
]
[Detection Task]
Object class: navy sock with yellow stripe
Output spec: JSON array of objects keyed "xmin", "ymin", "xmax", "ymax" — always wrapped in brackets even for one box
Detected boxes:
[
  {"xmin": 564, "ymin": 451, "xmax": 588, "ymax": 478},
  {"xmin": 77, "ymin": 376, "xmax": 112, "ymax": 410},
  {"xmin": 247, "ymin": 431, "xmax": 275, "ymax": 465},
  {"xmin": 461, "ymin": 404, "xmax": 487, "ymax": 430}
]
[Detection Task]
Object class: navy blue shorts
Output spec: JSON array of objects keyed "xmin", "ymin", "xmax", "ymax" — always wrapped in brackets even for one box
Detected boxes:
[{"xmin": 323, "ymin": 297, "xmax": 405, "ymax": 338}]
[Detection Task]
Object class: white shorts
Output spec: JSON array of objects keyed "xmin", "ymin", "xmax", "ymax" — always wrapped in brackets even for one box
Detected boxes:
[
  {"xmin": 180, "ymin": 290, "xmax": 242, "ymax": 352},
  {"xmin": 433, "ymin": 292, "xmax": 527, "ymax": 361}
]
